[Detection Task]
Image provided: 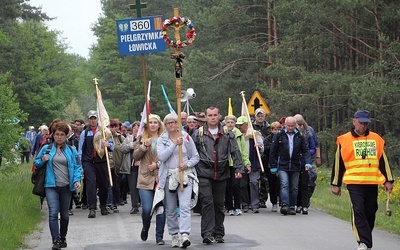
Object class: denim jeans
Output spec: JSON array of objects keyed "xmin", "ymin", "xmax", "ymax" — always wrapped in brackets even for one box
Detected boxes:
[
  {"xmin": 139, "ymin": 189, "xmax": 166, "ymax": 240},
  {"xmin": 46, "ymin": 186, "xmax": 72, "ymax": 242},
  {"xmin": 277, "ymin": 170, "xmax": 300, "ymax": 207}
]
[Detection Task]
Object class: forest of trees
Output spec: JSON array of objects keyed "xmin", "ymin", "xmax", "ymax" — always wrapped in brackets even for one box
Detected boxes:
[{"xmin": 1, "ymin": 0, "xmax": 400, "ymax": 167}]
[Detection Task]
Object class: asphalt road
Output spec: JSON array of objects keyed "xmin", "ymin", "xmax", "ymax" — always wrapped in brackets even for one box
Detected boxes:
[{"xmin": 24, "ymin": 199, "xmax": 400, "ymax": 250}]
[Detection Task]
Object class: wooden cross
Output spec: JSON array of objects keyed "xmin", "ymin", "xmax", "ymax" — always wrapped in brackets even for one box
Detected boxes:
[
  {"xmin": 172, "ymin": 8, "xmax": 186, "ymax": 55},
  {"xmin": 129, "ymin": 0, "xmax": 147, "ymax": 18}
]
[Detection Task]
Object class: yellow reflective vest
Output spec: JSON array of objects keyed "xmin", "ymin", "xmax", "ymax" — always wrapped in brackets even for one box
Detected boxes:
[{"xmin": 331, "ymin": 130, "xmax": 393, "ymax": 186}]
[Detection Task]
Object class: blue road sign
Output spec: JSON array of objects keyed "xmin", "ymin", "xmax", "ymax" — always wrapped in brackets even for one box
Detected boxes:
[{"xmin": 116, "ymin": 16, "xmax": 166, "ymax": 56}]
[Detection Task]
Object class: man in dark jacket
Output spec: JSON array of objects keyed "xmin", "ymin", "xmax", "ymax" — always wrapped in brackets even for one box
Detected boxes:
[
  {"xmin": 269, "ymin": 116, "xmax": 312, "ymax": 215},
  {"xmin": 192, "ymin": 106, "xmax": 243, "ymax": 244},
  {"xmin": 78, "ymin": 110, "xmax": 114, "ymax": 218}
]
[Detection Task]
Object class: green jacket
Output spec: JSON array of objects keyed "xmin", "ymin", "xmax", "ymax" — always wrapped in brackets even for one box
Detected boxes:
[{"xmin": 230, "ymin": 127, "xmax": 251, "ymax": 168}]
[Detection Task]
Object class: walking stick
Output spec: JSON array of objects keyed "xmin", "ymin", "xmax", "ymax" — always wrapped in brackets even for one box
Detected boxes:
[{"xmin": 385, "ymin": 191, "xmax": 392, "ymax": 217}]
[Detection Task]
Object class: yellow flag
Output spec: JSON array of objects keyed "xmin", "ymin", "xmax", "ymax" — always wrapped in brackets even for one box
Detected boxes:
[{"xmin": 228, "ymin": 98, "xmax": 233, "ymax": 115}]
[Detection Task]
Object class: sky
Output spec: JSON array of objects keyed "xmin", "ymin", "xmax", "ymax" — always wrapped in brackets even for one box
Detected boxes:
[{"xmin": 29, "ymin": 0, "xmax": 103, "ymax": 58}]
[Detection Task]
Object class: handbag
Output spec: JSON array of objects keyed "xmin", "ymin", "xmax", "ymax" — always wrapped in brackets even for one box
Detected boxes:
[
  {"xmin": 119, "ymin": 153, "xmax": 132, "ymax": 174},
  {"xmin": 32, "ymin": 166, "xmax": 46, "ymax": 197},
  {"xmin": 31, "ymin": 144, "xmax": 52, "ymax": 197}
]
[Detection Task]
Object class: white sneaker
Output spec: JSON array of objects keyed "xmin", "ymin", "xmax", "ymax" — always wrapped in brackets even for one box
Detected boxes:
[
  {"xmin": 181, "ymin": 233, "xmax": 191, "ymax": 248},
  {"xmin": 271, "ymin": 204, "xmax": 278, "ymax": 212},
  {"xmin": 228, "ymin": 210, "xmax": 235, "ymax": 216},
  {"xmin": 171, "ymin": 234, "xmax": 180, "ymax": 248},
  {"xmin": 235, "ymin": 209, "xmax": 242, "ymax": 216},
  {"xmin": 357, "ymin": 242, "xmax": 369, "ymax": 250}
]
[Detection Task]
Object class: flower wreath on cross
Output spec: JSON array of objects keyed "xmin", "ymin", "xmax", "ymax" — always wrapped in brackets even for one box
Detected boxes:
[{"xmin": 162, "ymin": 17, "xmax": 196, "ymax": 49}]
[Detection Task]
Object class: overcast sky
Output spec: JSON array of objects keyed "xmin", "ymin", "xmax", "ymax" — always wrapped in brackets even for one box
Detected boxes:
[{"xmin": 29, "ymin": 0, "xmax": 103, "ymax": 58}]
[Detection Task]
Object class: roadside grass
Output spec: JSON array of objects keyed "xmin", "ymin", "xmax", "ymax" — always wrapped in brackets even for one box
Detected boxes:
[
  {"xmin": 312, "ymin": 166, "xmax": 400, "ymax": 235},
  {"xmin": 0, "ymin": 163, "xmax": 42, "ymax": 249}
]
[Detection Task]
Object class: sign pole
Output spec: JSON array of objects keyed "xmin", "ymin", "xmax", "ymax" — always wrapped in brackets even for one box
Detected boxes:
[{"xmin": 129, "ymin": 0, "xmax": 149, "ymax": 121}]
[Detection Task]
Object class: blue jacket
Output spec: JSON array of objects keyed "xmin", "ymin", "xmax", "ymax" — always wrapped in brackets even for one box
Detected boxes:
[
  {"xmin": 269, "ymin": 128, "xmax": 311, "ymax": 172},
  {"xmin": 34, "ymin": 143, "xmax": 82, "ymax": 191}
]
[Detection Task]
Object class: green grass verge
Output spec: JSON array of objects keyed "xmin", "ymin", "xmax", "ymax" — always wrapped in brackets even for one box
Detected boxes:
[
  {"xmin": 0, "ymin": 163, "xmax": 42, "ymax": 249},
  {"xmin": 312, "ymin": 166, "xmax": 400, "ymax": 235}
]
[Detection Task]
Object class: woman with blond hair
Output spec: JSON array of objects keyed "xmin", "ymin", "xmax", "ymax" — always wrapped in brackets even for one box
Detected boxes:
[
  {"xmin": 157, "ymin": 113, "xmax": 199, "ymax": 248},
  {"xmin": 133, "ymin": 114, "xmax": 166, "ymax": 245}
]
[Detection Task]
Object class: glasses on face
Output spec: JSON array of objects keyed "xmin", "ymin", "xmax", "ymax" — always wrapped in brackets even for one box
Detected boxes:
[{"xmin": 166, "ymin": 121, "xmax": 177, "ymax": 126}]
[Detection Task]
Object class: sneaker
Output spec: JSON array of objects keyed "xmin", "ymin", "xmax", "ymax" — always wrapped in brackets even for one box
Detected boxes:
[
  {"xmin": 357, "ymin": 242, "xmax": 369, "ymax": 250},
  {"xmin": 280, "ymin": 205, "xmax": 289, "ymax": 215},
  {"xmin": 156, "ymin": 238, "xmax": 165, "ymax": 245},
  {"xmin": 235, "ymin": 209, "xmax": 242, "ymax": 216},
  {"xmin": 259, "ymin": 201, "xmax": 267, "ymax": 208},
  {"xmin": 202, "ymin": 236, "xmax": 215, "ymax": 244},
  {"xmin": 68, "ymin": 209, "xmax": 74, "ymax": 215},
  {"xmin": 171, "ymin": 234, "xmax": 180, "ymax": 247},
  {"xmin": 130, "ymin": 207, "xmax": 139, "ymax": 214},
  {"xmin": 289, "ymin": 207, "xmax": 296, "ymax": 215},
  {"xmin": 302, "ymin": 207, "xmax": 309, "ymax": 215},
  {"xmin": 75, "ymin": 204, "xmax": 81, "ymax": 209},
  {"xmin": 271, "ymin": 204, "xmax": 278, "ymax": 212},
  {"xmin": 59, "ymin": 238, "xmax": 67, "ymax": 248},
  {"xmin": 88, "ymin": 209, "xmax": 96, "ymax": 218},
  {"xmin": 112, "ymin": 205, "xmax": 119, "ymax": 213},
  {"xmin": 253, "ymin": 208, "xmax": 260, "ymax": 213},
  {"xmin": 100, "ymin": 205, "xmax": 108, "ymax": 215},
  {"xmin": 52, "ymin": 240, "xmax": 61, "ymax": 250},
  {"xmin": 82, "ymin": 204, "xmax": 88, "ymax": 210},
  {"xmin": 181, "ymin": 233, "xmax": 191, "ymax": 248},
  {"xmin": 140, "ymin": 228, "xmax": 148, "ymax": 241},
  {"xmin": 228, "ymin": 210, "xmax": 235, "ymax": 216},
  {"xmin": 243, "ymin": 207, "xmax": 249, "ymax": 213},
  {"xmin": 296, "ymin": 206, "xmax": 302, "ymax": 213},
  {"xmin": 215, "ymin": 236, "xmax": 225, "ymax": 243}
]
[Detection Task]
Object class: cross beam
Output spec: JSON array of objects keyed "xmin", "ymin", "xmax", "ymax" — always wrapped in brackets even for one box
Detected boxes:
[{"xmin": 129, "ymin": 0, "xmax": 147, "ymax": 18}]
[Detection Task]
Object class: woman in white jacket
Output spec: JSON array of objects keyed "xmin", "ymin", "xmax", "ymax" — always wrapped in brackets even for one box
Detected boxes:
[{"xmin": 157, "ymin": 113, "xmax": 199, "ymax": 248}]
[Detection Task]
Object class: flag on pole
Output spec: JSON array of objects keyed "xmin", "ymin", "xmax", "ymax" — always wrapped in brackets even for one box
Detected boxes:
[
  {"xmin": 228, "ymin": 98, "xmax": 233, "ymax": 115},
  {"xmin": 96, "ymin": 88, "xmax": 110, "ymax": 128},
  {"xmin": 138, "ymin": 81, "xmax": 152, "ymax": 135},
  {"xmin": 161, "ymin": 84, "xmax": 177, "ymax": 115}
]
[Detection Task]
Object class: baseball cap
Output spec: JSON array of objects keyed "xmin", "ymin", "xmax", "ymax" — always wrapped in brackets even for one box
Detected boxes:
[
  {"xmin": 255, "ymin": 108, "xmax": 266, "ymax": 116},
  {"xmin": 236, "ymin": 116, "xmax": 249, "ymax": 125},
  {"xmin": 87, "ymin": 110, "xmax": 98, "ymax": 118},
  {"xmin": 354, "ymin": 110, "xmax": 371, "ymax": 123}
]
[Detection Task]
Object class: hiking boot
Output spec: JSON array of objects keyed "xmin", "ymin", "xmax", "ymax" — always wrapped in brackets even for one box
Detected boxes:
[
  {"xmin": 271, "ymin": 204, "xmax": 278, "ymax": 212},
  {"xmin": 52, "ymin": 240, "xmax": 61, "ymax": 250},
  {"xmin": 156, "ymin": 238, "xmax": 165, "ymax": 245},
  {"xmin": 181, "ymin": 233, "xmax": 191, "ymax": 248},
  {"xmin": 130, "ymin": 207, "xmax": 139, "ymax": 214},
  {"xmin": 280, "ymin": 205, "xmax": 288, "ymax": 215},
  {"xmin": 140, "ymin": 228, "xmax": 148, "ymax": 241},
  {"xmin": 59, "ymin": 238, "xmax": 67, "ymax": 248},
  {"xmin": 302, "ymin": 207, "xmax": 309, "ymax": 215},
  {"xmin": 171, "ymin": 234, "xmax": 180, "ymax": 247},
  {"xmin": 88, "ymin": 209, "xmax": 96, "ymax": 218},
  {"xmin": 100, "ymin": 205, "xmax": 108, "ymax": 215},
  {"xmin": 202, "ymin": 236, "xmax": 215, "ymax": 244}
]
